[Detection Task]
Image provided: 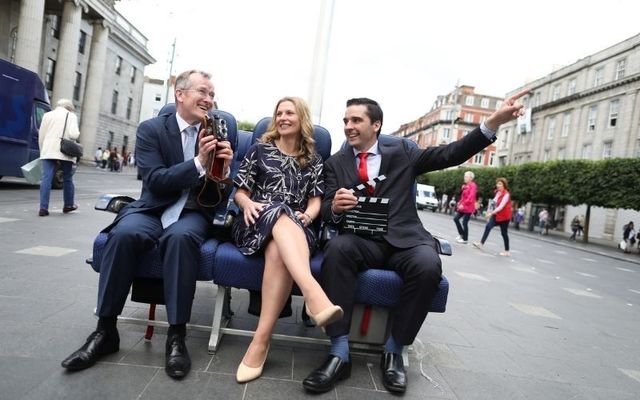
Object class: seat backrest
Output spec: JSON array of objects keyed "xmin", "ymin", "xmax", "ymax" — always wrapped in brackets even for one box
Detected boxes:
[
  {"xmin": 252, "ymin": 117, "xmax": 332, "ymax": 161},
  {"xmin": 156, "ymin": 103, "xmax": 238, "ymax": 154}
]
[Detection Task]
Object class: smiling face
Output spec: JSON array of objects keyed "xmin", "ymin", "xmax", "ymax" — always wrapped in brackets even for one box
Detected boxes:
[
  {"xmin": 496, "ymin": 180, "xmax": 504, "ymax": 190},
  {"xmin": 275, "ymin": 100, "xmax": 301, "ymax": 138},
  {"xmin": 343, "ymin": 105, "xmax": 380, "ymax": 152},
  {"xmin": 175, "ymin": 72, "xmax": 214, "ymax": 124}
]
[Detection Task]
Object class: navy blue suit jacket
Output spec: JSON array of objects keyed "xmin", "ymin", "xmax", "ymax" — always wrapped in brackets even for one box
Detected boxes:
[
  {"xmin": 321, "ymin": 127, "xmax": 492, "ymax": 249},
  {"xmin": 109, "ymin": 112, "xmax": 226, "ymax": 228}
]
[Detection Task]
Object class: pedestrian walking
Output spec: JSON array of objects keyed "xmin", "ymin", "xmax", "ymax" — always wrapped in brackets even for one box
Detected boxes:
[
  {"xmin": 473, "ymin": 177, "xmax": 512, "ymax": 256},
  {"xmin": 453, "ymin": 171, "xmax": 477, "ymax": 244},
  {"xmin": 37, "ymin": 98, "xmax": 79, "ymax": 216},
  {"xmin": 569, "ymin": 215, "xmax": 583, "ymax": 241}
]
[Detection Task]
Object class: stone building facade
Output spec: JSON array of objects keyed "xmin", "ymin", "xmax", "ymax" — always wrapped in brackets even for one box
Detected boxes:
[
  {"xmin": 497, "ymin": 33, "xmax": 640, "ymax": 241},
  {"xmin": 1, "ymin": 0, "xmax": 155, "ymax": 160}
]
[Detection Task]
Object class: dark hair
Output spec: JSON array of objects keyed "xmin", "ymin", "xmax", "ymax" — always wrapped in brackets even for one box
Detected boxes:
[
  {"xmin": 346, "ymin": 97, "xmax": 383, "ymax": 135},
  {"xmin": 496, "ymin": 177, "xmax": 509, "ymax": 191}
]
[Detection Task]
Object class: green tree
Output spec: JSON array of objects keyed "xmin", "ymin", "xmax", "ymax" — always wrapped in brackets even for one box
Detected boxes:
[{"xmin": 237, "ymin": 120, "xmax": 256, "ymax": 132}]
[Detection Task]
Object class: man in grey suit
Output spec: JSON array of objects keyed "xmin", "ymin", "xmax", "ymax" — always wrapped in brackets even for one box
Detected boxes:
[
  {"xmin": 61, "ymin": 70, "xmax": 233, "ymax": 379},
  {"xmin": 303, "ymin": 92, "xmax": 528, "ymax": 393}
]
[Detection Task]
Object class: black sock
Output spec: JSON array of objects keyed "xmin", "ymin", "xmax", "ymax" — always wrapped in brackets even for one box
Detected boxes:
[
  {"xmin": 168, "ymin": 323, "xmax": 186, "ymax": 337},
  {"xmin": 97, "ymin": 316, "xmax": 117, "ymax": 334}
]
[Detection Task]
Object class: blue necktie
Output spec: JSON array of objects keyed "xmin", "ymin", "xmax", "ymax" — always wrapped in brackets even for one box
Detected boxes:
[{"xmin": 161, "ymin": 126, "xmax": 197, "ymax": 228}]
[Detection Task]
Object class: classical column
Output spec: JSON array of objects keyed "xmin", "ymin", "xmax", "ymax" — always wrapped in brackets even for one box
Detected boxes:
[
  {"xmin": 52, "ymin": 0, "xmax": 82, "ymax": 105},
  {"xmin": 14, "ymin": 0, "xmax": 46, "ymax": 71},
  {"xmin": 79, "ymin": 20, "xmax": 109, "ymax": 159}
]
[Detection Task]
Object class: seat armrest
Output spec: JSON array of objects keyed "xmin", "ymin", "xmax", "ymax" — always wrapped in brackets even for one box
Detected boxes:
[
  {"xmin": 94, "ymin": 194, "xmax": 136, "ymax": 214},
  {"xmin": 434, "ymin": 237, "xmax": 452, "ymax": 256},
  {"xmin": 213, "ymin": 209, "xmax": 236, "ymax": 228}
]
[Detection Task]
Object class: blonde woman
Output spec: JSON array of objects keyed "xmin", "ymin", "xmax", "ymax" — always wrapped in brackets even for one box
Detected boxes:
[{"xmin": 232, "ymin": 97, "xmax": 342, "ymax": 383}]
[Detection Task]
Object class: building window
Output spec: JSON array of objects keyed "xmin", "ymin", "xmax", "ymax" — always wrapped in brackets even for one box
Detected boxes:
[
  {"xmin": 78, "ymin": 30, "xmax": 87, "ymax": 54},
  {"xmin": 444, "ymin": 110, "xmax": 454, "ymax": 120},
  {"xmin": 155, "ymin": 94, "xmax": 162, "ymax": 102},
  {"xmin": 115, "ymin": 56, "xmax": 122, "ymax": 75},
  {"xmin": 108, "ymin": 131, "xmax": 114, "ymax": 149},
  {"xmin": 593, "ymin": 67, "xmax": 604, "ymax": 87},
  {"xmin": 443, "ymin": 128, "xmax": 451, "ymax": 139},
  {"xmin": 465, "ymin": 113, "xmax": 473, "ymax": 123},
  {"xmin": 481, "ymin": 98, "xmax": 489, "ymax": 108},
  {"xmin": 558, "ymin": 147, "xmax": 565, "ymax": 160},
  {"xmin": 547, "ymin": 116, "xmax": 556, "ymax": 139},
  {"xmin": 602, "ymin": 141, "xmax": 613, "ymax": 159},
  {"xmin": 111, "ymin": 90, "xmax": 118, "ymax": 114},
  {"xmin": 581, "ymin": 144, "xmax": 592, "ymax": 159},
  {"xmin": 615, "ymin": 59, "xmax": 626, "ymax": 80},
  {"xmin": 609, "ymin": 99, "xmax": 619, "ymax": 127},
  {"xmin": 130, "ymin": 66, "xmax": 137, "ymax": 84},
  {"xmin": 567, "ymin": 79, "xmax": 577, "ymax": 96},
  {"xmin": 50, "ymin": 15, "xmax": 60, "ymax": 39},
  {"xmin": 45, "ymin": 58, "xmax": 56, "ymax": 90},
  {"xmin": 587, "ymin": 105, "xmax": 597, "ymax": 132},
  {"xmin": 561, "ymin": 112, "xmax": 571, "ymax": 137},
  {"xmin": 543, "ymin": 150, "xmax": 550, "ymax": 161},
  {"xmin": 552, "ymin": 84, "xmax": 561, "ymax": 101},
  {"xmin": 533, "ymin": 92, "xmax": 540, "ymax": 107},
  {"xmin": 473, "ymin": 151, "xmax": 484, "ymax": 164},
  {"xmin": 465, "ymin": 96, "xmax": 475, "ymax": 106},
  {"xmin": 495, "ymin": 100, "xmax": 503, "ymax": 109},
  {"xmin": 489, "ymin": 152, "xmax": 495, "ymax": 165},
  {"xmin": 126, "ymin": 97, "xmax": 133, "ymax": 119},
  {"xmin": 73, "ymin": 72, "xmax": 82, "ymax": 101}
]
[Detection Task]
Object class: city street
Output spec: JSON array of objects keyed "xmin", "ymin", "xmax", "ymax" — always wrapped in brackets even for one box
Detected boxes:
[{"xmin": 1, "ymin": 165, "xmax": 639, "ymax": 399}]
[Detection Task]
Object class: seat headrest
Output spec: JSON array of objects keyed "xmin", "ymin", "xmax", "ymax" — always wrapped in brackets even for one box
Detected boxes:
[
  {"xmin": 252, "ymin": 117, "xmax": 332, "ymax": 161},
  {"xmin": 156, "ymin": 103, "xmax": 238, "ymax": 152}
]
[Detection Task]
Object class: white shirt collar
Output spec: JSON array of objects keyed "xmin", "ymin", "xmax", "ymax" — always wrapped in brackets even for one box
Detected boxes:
[
  {"xmin": 352, "ymin": 140, "xmax": 380, "ymax": 157},
  {"xmin": 175, "ymin": 113, "xmax": 201, "ymax": 134}
]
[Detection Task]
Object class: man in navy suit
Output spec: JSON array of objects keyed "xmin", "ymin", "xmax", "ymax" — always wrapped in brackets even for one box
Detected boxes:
[
  {"xmin": 61, "ymin": 70, "xmax": 233, "ymax": 379},
  {"xmin": 303, "ymin": 92, "xmax": 528, "ymax": 393}
]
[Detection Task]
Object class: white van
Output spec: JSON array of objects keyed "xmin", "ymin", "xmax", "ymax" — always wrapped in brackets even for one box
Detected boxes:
[{"xmin": 416, "ymin": 184, "xmax": 438, "ymax": 211}]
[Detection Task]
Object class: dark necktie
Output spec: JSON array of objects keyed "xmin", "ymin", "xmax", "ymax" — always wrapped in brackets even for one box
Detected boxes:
[{"xmin": 357, "ymin": 152, "xmax": 374, "ymax": 195}]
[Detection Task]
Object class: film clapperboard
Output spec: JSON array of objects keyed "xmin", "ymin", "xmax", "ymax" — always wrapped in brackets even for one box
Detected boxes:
[{"xmin": 342, "ymin": 175, "xmax": 390, "ymax": 236}]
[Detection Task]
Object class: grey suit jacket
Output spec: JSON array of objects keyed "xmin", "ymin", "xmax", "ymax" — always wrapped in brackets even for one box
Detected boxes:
[{"xmin": 321, "ymin": 127, "xmax": 492, "ymax": 248}]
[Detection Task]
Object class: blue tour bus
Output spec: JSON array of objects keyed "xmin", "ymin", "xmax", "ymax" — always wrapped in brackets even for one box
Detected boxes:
[{"xmin": 0, "ymin": 59, "xmax": 51, "ymax": 185}]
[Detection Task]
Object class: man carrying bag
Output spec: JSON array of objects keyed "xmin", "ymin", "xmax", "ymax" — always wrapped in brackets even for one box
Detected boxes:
[{"xmin": 37, "ymin": 99, "xmax": 81, "ymax": 216}]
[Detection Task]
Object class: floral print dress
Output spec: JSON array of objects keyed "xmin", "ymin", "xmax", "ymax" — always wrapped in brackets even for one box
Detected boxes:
[{"xmin": 232, "ymin": 142, "xmax": 324, "ymax": 255}]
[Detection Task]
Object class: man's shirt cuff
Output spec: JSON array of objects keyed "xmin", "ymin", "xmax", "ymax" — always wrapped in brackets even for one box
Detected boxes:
[{"xmin": 480, "ymin": 122, "xmax": 497, "ymax": 142}]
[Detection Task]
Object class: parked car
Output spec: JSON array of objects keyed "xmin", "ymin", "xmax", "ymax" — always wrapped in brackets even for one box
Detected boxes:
[{"xmin": 416, "ymin": 183, "xmax": 438, "ymax": 211}]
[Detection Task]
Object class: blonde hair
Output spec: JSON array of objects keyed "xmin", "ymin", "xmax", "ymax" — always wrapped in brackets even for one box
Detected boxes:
[{"xmin": 261, "ymin": 97, "xmax": 316, "ymax": 168}]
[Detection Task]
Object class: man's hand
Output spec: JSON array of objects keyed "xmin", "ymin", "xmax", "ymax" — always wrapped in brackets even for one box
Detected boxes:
[
  {"xmin": 485, "ymin": 88, "xmax": 531, "ymax": 132},
  {"xmin": 331, "ymin": 188, "xmax": 358, "ymax": 214},
  {"xmin": 196, "ymin": 129, "xmax": 234, "ymax": 166}
]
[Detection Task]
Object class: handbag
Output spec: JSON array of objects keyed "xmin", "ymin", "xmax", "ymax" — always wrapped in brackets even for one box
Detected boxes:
[
  {"xmin": 59, "ymin": 112, "xmax": 84, "ymax": 158},
  {"xmin": 20, "ymin": 158, "xmax": 41, "ymax": 184},
  {"xmin": 618, "ymin": 240, "xmax": 627, "ymax": 251}
]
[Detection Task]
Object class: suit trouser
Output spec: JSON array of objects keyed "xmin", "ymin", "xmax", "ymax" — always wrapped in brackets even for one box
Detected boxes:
[
  {"xmin": 97, "ymin": 210, "xmax": 212, "ymax": 325},
  {"xmin": 321, "ymin": 234, "xmax": 442, "ymax": 345}
]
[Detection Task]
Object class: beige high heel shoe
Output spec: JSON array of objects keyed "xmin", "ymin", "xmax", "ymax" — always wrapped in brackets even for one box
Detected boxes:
[
  {"xmin": 236, "ymin": 344, "xmax": 270, "ymax": 383},
  {"xmin": 305, "ymin": 305, "xmax": 343, "ymax": 328}
]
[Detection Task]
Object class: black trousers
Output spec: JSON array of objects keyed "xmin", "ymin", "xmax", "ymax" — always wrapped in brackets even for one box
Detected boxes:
[{"xmin": 321, "ymin": 233, "xmax": 442, "ymax": 345}]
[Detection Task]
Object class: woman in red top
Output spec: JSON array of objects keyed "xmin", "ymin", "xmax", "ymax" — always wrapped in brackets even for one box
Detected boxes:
[
  {"xmin": 453, "ymin": 171, "xmax": 477, "ymax": 244},
  {"xmin": 473, "ymin": 177, "xmax": 512, "ymax": 256}
]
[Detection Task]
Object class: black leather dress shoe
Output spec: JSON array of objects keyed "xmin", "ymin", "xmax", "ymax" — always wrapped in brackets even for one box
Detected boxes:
[
  {"xmin": 165, "ymin": 333, "xmax": 191, "ymax": 379},
  {"xmin": 302, "ymin": 355, "xmax": 351, "ymax": 393},
  {"xmin": 381, "ymin": 352, "xmax": 407, "ymax": 393},
  {"xmin": 61, "ymin": 329, "xmax": 120, "ymax": 371}
]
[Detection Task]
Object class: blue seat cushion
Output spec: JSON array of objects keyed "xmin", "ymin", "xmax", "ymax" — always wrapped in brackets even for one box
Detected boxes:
[
  {"xmin": 212, "ymin": 242, "xmax": 323, "ymax": 296},
  {"xmin": 91, "ymin": 232, "xmax": 219, "ymax": 281}
]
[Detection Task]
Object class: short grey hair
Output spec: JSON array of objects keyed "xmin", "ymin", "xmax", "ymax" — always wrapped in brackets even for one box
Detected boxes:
[
  {"xmin": 174, "ymin": 70, "xmax": 212, "ymax": 90},
  {"xmin": 57, "ymin": 99, "xmax": 75, "ymax": 111},
  {"xmin": 464, "ymin": 171, "xmax": 475, "ymax": 180}
]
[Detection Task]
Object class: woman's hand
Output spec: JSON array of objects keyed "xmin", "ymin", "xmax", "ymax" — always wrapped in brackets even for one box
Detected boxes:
[
  {"xmin": 242, "ymin": 199, "xmax": 266, "ymax": 226},
  {"xmin": 295, "ymin": 211, "xmax": 313, "ymax": 227}
]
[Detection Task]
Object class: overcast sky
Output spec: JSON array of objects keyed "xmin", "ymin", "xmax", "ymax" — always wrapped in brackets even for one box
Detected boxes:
[{"xmin": 115, "ymin": 0, "xmax": 640, "ymax": 151}]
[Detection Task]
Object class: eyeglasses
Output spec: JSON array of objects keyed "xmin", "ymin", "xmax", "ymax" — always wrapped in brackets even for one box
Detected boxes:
[{"xmin": 181, "ymin": 87, "xmax": 215, "ymax": 100}]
